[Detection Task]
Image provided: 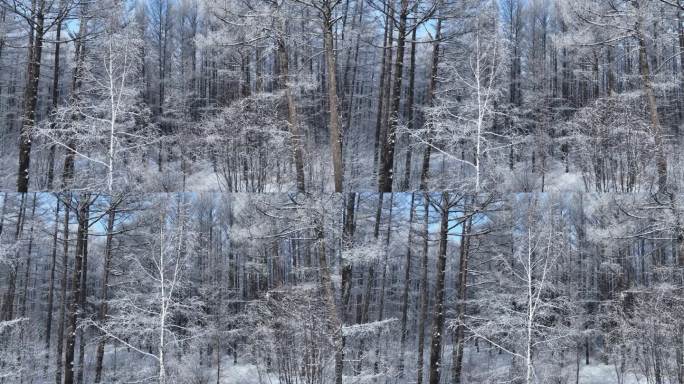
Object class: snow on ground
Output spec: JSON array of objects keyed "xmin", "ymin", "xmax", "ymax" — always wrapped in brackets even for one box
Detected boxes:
[
  {"xmin": 183, "ymin": 159, "xmax": 302, "ymax": 192},
  {"xmin": 184, "ymin": 160, "xmax": 222, "ymax": 191},
  {"xmin": 219, "ymin": 358, "xmax": 280, "ymax": 384},
  {"xmin": 545, "ymin": 167, "xmax": 586, "ymax": 192},
  {"xmin": 216, "ymin": 361, "xmax": 646, "ymax": 384},
  {"xmin": 578, "ymin": 364, "xmax": 644, "ymax": 384}
]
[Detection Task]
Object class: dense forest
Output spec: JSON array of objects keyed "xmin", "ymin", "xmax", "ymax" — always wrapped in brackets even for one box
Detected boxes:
[
  {"xmin": 1, "ymin": 0, "xmax": 684, "ymax": 192},
  {"xmin": 0, "ymin": 192, "xmax": 682, "ymax": 383},
  {"xmin": 1, "ymin": 0, "xmax": 684, "ymax": 383}
]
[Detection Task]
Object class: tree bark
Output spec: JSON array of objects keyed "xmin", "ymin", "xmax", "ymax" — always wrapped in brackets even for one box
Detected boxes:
[
  {"xmin": 341, "ymin": 192, "xmax": 357, "ymax": 319},
  {"xmin": 76, "ymin": 195, "xmax": 90, "ymax": 384},
  {"xmin": 62, "ymin": 8, "xmax": 88, "ymax": 189},
  {"xmin": 45, "ymin": 199, "xmax": 60, "ymax": 354},
  {"xmin": 55, "ymin": 194, "xmax": 71, "ymax": 384},
  {"xmin": 379, "ymin": 0, "xmax": 409, "ymax": 192},
  {"xmin": 401, "ymin": 18, "xmax": 418, "ymax": 190},
  {"xmin": 94, "ymin": 197, "xmax": 119, "ymax": 382},
  {"xmin": 46, "ymin": 0, "xmax": 65, "ymax": 190},
  {"xmin": 322, "ymin": 6, "xmax": 344, "ymax": 192},
  {"xmin": 416, "ymin": 194, "xmax": 430, "ymax": 384},
  {"xmin": 0, "ymin": 193, "xmax": 6, "ymax": 238},
  {"xmin": 20, "ymin": 193, "xmax": 37, "ymax": 318},
  {"xmin": 377, "ymin": 193, "xmax": 393, "ymax": 321},
  {"xmin": 419, "ymin": 17, "xmax": 442, "ymax": 190},
  {"xmin": 316, "ymin": 222, "xmax": 343, "ymax": 384},
  {"xmin": 428, "ymin": 192, "xmax": 449, "ymax": 384},
  {"xmin": 678, "ymin": 2, "xmax": 684, "ymax": 124},
  {"xmin": 633, "ymin": 0, "xmax": 667, "ymax": 192},
  {"xmin": 398, "ymin": 192, "xmax": 416, "ymax": 376},
  {"xmin": 1, "ymin": 193, "xmax": 27, "ymax": 321},
  {"xmin": 64, "ymin": 194, "xmax": 90, "ymax": 384},
  {"xmin": 450, "ymin": 200, "xmax": 472, "ymax": 384},
  {"xmin": 17, "ymin": 0, "xmax": 45, "ymax": 192},
  {"xmin": 373, "ymin": 192, "xmax": 394, "ymax": 373},
  {"xmin": 356, "ymin": 193, "xmax": 383, "ymax": 374},
  {"xmin": 374, "ymin": 1, "xmax": 393, "ymax": 177},
  {"xmin": 276, "ymin": 24, "xmax": 306, "ymax": 193}
]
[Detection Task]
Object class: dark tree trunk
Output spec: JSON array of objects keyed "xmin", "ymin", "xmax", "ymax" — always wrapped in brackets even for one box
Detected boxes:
[
  {"xmin": 45, "ymin": 199, "xmax": 60, "ymax": 354},
  {"xmin": 62, "ymin": 8, "xmax": 88, "ymax": 189},
  {"xmin": 379, "ymin": 0, "xmax": 409, "ymax": 192},
  {"xmin": 46, "ymin": 1, "xmax": 65, "ymax": 190},
  {"xmin": 678, "ymin": 2, "xmax": 684, "ymax": 124},
  {"xmin": 1, "ymin": 193, "xmax": 27, "ymax": 321},
  {"xmin": 64, "ymin": 195, "xmax": 90, "ymax": 384},
  {"xmin": 373, "ymin": 192, "xmax": 394, "ymax": 373},
  {"xmin": 76, "ymin": 196, "xmax": 90, "ymax": 384},
  {"xmin": 20, "ymin": 193, "xmax": 37, "ymax": 318},
  {"xmin": 401, "ymin": 19, "xmax": 418, "ymax": 191},
  {"xmin": 322, "ymin": 4, "xmax": 344, "ymax": 192},
  {"xmin": 632, "ymin": 0, "xmax": 666, "ymax": 191},
  {"xmin": 0, "ymin": 193, "xmax": 6, "ymax": 238},
  {"xmin": 451, "ymin": 201, "xmax": 472, "ymax": 384},
  {"xmin": 398, "ymin": 192, "xmax": 416, "ymax": 376},
  {"xmin": 55, "ymin": 194, "xmax": 71, "ymax": 384},
  {"xmin": 419, "ymin": 17, "xmax": 442, "ymax": 190},
  {"xmin": 428, "ymin": 193, "xmax": 450, "ymax": 384},
  {"xmin": 94, "ymin": 198, "xmax": 119, "ymax": 382},
  {"xmin": 17, "ymin": 0, "xmax": 45, "ymax": 192},
  {"xmin": 373, "ymin": 1, "xmax": 393, "ymax": 175},
  {"xmin": 341, "ymin": 192, "xmax": 357, "ymax": 319},
  {"xmin": 275, "ymin": 20, "xmax": 306, "ymax": 193},
  {"xmin": 316, "ymin": 223, "xmax": 343, "ymax": 384},
  {"xmin": 416, "ymin": 194, "xmax": 430, "ymax": 384}
]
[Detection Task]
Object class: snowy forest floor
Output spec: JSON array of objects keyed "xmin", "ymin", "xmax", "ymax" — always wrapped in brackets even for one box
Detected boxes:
[
  {"xmin": 77, "ymin": 344, "xmax": 646, "ymax": 384},
  {"xmin": 217, "ymin": 354, "xmax": 646, "ymax": 384}
]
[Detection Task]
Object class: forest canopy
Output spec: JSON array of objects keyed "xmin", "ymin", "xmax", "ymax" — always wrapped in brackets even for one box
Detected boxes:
[
  {"xmin": 1, "ymin": 0, "xmax": 684, "ymax": 383},
  {"xmin": 0, "ymin": 0, "xmax": 682, "ymax": 192},
  {"xmin": 0, "ymin": 192, "xmax": 683, "ymax": 383}
]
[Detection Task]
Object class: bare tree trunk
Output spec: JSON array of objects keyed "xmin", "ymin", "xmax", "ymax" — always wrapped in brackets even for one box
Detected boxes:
[
  {"xmin": 379, "ymin": 0, "xmax": 409, "ymax": 192},
  {"xmin": 46, "ymin": 0, "xmax": 65, "ymax": 189},
  {"xmin": 671, "ymin": 193, "xmax": 684, "ymax": 384},
  {"xmin": 373, "ymin": 1, "xmax": 392, "ymax": 175},
  {"xmin": 419, "ymin": 17, "xmax": 441, "ymax": 190},
  {"xmin": 373, "ymin": 192, "xmax": 394, "ymax": 374},
  {"xmin": 0, "ymin": 193, "xmax": 6, "ymax": 238},
  {"xmin": 276, "ymin": 23, "xmax": 306, "ymax": 192},
  {"xmin": 416, "ymin": 194, "xmax": 431, "ymax": 384},
  {"xmin": 94, "ymin": 198, "xmax": 119, "ymax": 382},
  {"xmin": 633, "ymin": 0, "xmax": 667, "ymax": 192},
  {"xmin": 678, "ymin": 2, "xmax": 684, "ymax": 124},
  {"xmin": 450, "ymin": 200, "xmax": 472, "ymax": 384},
  {"xmin": 0, "ymin": 7, "xmax": 5, "ymax": 70},
  {"xmin": 401, "ymin": 18, "xmax": 418, "ymax": 190},
  {"xmin": 428, "ymin": 192, "xmax": 449, "ymax": 384},
  {"xmin": 45, "ymin": 199, "xmax": 60, "ymax": 357},
  {"xmin": 376, "ymin": 193, "xmax": 393, "ymax": 322},
  {"xmin": 322, "ymin": 7, "xmax": 343, "ymax": 192},
  {"xmin": 398, "ymin": 192, "xmax": 416, "ymax": 376},
  {"xmin": 341, "ymin": 192, "xmax": 357, "ymax": 319},
  {"xmin": 76, "ymin": 196, "xmax": 90, "ymax": 384},
  {"xmin": 55, "ymin": 194, "xmax": 71, "ymax": 384},
  {"xmin": 676, "ymin": 329, "xmax": 684, "ymax": 384},
  {"xmin": 17, "ymin": 0, "xmax": 45, "ymax": 192},
  {"xmin": 316, "ymin": 223, "xmax": 343, "ymax": 384},
  {"xmin": 1, "ymin": 193, "xmax": 27, "ymax": 321},
  {"xmin": 64, "ymin": 195, "xmax": 90, "ymax": 384},
  {"xmin": 20, "ymin": 193, "xmax": 37, "ymax": 318},
  {"xmin": 356, "ymin": 193, "xmax": 383, "ymax": 374},
  {"xmin": 62, "ymin": 8, "xmax": 88, "ymax": 189},
  {"xmin": 156, "ymin": 0, "xmax": 168, "ymax": 173}
]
